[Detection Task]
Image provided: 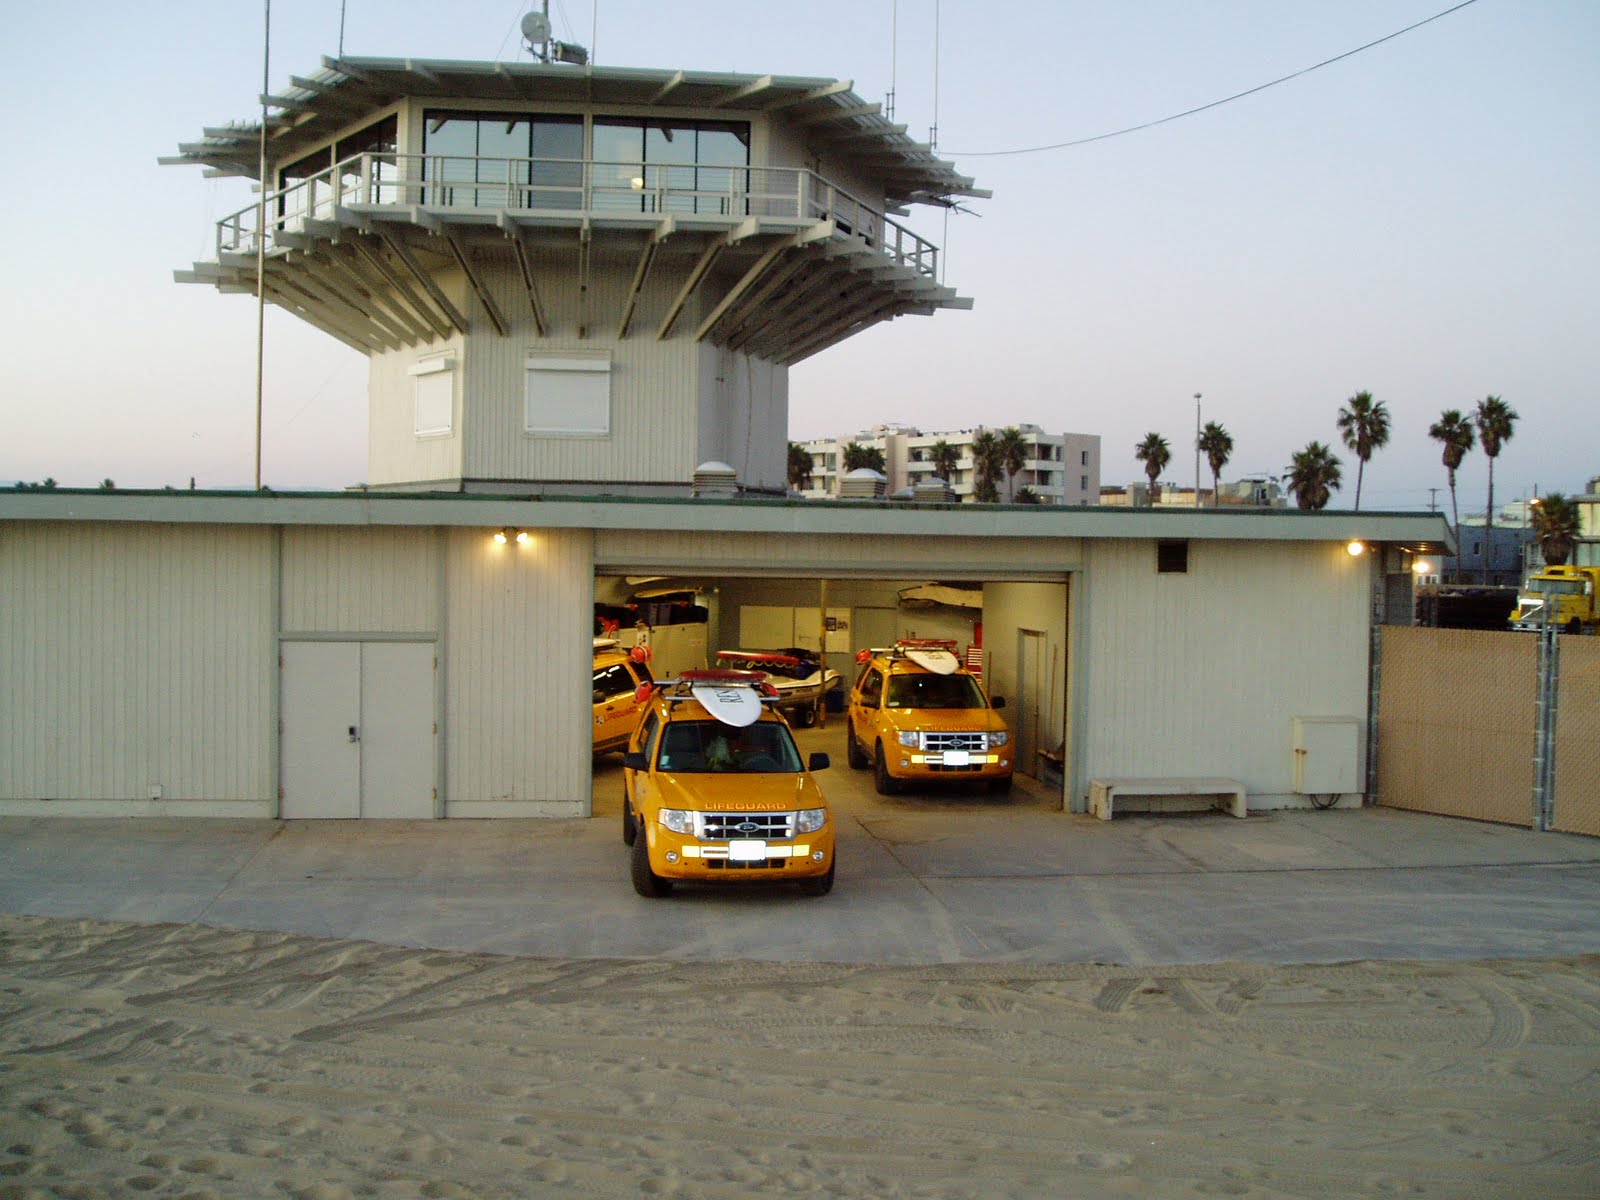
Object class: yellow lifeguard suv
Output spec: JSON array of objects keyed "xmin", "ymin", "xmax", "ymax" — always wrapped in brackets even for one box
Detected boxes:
[
  {"xmin": 846, "ymin": 639, "xmax": 1013, "ymax": 795},
  {"xmin": 622, "ymin": 670, "xmax": 835, "ymax": 897},
  {"xmin": 592, "ymin": 638, "xmax": 654, "ymax": 755}
]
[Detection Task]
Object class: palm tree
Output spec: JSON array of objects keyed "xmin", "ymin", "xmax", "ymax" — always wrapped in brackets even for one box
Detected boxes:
[
  {"xmin": 842, "ymin": 442, "xmax": 886, "ymax": 474},
  {"xmin": 98, "ymin": 478, "xmax": 116, "ymax": 490},
  {"xmin": 1134, "ymin": 433, "xmax": 1171, "ymax": 505},
  {"xmin": 1427, "ymin": 410, "xmax": 1475, "ymax": 580},
  {"xmin": 929, "ymin": 439, "xmax": 959, "ymax": 487},
  {"xmin": 786, "ymin": 442, "xmax": 812, "ymax": 493},
  {"xmin": 1286, "ymin": 442, "xmax": 1342, "ymax": 511},
  {"xmin": 970, "ymin": 430, "xmax": 1002, "ymax": 503},
  {"xmin": 1013, "ymin": 486, "xmax": 1042, "ymax": 505},
  {"xmin": 1529, "ymin": 493, "xmax": 1580, "ymax": 566},
  {"xmin": 1196, "ymin": 421, "xmax": 1233, "ymax": 507},
  {"xmin": 1335, "ymin": 391, "xmax": 1390, "ymax": 511},
  {"xmin": 997, "ymin": 426, "xmax": 1028, "ymax": 501},
  {"xmin": 1474, "ymin": 396, "xmax": 1518, "ymax": 583}
]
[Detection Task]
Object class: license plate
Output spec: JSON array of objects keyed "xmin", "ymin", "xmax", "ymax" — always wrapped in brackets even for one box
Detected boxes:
[
  {"xmin": 942, "ymin": 750, "xmax": 971, "ymax": 767},
  {"xmin": 728, "ymin": 840, "xmax": 769, "ymax": 861}
]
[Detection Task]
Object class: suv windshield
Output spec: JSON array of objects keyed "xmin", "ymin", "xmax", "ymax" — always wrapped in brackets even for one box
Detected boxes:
[
  {"xmin": 886, "ymin": 673, "xmax": 987, "ymax": 710},
  {"xmin": 657, "ymin": 720, "xmax": 804, "ymax": 773}
]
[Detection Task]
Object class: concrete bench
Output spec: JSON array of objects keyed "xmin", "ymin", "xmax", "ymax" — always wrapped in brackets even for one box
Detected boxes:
[{"xmin": 1087, "ymin": 777, "xmax": 1247, "ymax": 821}]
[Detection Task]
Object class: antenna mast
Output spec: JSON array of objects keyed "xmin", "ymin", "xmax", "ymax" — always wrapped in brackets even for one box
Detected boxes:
[
  {"xmin": 886, "ymin": 0, "xmax": 897, "ymax": 122},
  {"xmin": 522, "ymin": 3, "xmax": 589, "ymax": 64}
]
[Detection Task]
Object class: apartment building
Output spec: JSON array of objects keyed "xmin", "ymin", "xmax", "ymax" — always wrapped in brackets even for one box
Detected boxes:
[{"xmin": 799, "ymin": 423, "xmax": 1101, "ymax": 504}]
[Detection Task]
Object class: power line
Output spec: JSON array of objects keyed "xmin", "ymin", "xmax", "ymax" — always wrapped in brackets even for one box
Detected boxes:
[{"xmin": 946, "ymin": 0, "xmax": 1482, "ymax": 158}]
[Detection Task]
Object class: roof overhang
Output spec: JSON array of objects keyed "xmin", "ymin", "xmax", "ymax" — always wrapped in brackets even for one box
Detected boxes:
[
  {"xmin": 162, "ymin": 56, "xmax": 987, "ymax": 211},
  {"xmin": 0, "ymin": 490, "xmax": 1457, "ymax": 554}
]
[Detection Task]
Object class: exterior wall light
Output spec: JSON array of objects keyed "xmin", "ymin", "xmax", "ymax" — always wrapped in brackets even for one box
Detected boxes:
[
  {"xmin": 493, "ymin": 529, "xmax": 510, "ymax": 545},
  {"xmin": 1346, "ymin": 540, "xmax": 1366, "ymax": 557},
  {"xmin": 515, "ymin": 530, "xmax": 532, "ymax": 545},
  {"xmin": 1413, "ymin": 558, "xmax": 1434, "ymax": 575},
  {"xmin": 493, "ymin": 528, "xmax": 533, "ymax": 546}
]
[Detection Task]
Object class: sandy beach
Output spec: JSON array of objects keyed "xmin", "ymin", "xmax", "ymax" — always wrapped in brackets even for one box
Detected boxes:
[{"xmin": 1, "ymin": 914, "xmax": 1596, "ymax": 1198}]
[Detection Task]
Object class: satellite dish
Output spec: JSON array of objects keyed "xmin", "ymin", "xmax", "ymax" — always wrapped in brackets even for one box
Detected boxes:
[{"xmin": 520, "ymin": 11, "xmax": 551, "ymax": 47}]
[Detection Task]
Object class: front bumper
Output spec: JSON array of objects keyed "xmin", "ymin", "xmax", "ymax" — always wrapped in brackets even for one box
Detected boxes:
[
  {"xmin": 645, "ymin": 823, "xmax": 835, "ymax": 881},
  {"xmin": 884, "ymin": 750, "xmax": 1012, "ymax": 781}
]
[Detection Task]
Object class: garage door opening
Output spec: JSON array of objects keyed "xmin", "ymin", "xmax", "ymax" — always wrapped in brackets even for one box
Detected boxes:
[{"xmin": 589, "ymin": 571, "xmax": 1070, "ymax": 822}]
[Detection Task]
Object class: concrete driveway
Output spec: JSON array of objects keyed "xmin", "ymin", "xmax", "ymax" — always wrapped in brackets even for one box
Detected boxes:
[{"xmin": 4, "ymin": 723, "xmax": 1598, "ymax": 966}]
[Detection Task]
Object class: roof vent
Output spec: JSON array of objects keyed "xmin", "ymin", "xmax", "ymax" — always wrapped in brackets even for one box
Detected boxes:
[
  {"xmin": 691, "ymin": 461, "xmax": 738, "ymax": 498},
  {"xmin": 838, "ymin": 467, "xmax": 887, "ymax": 500},
  {"xmin": 913, "ymin": 476, "xmax": 955, "ymax": 503}
]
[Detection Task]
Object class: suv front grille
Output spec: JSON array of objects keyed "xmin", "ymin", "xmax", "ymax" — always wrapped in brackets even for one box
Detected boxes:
[
  {"xmin": 697, "ymin": 812, "xmax": 796, "ymax": 840},
  {"xmin": 922, "ymin": 732, "xmax": 988, "ymax": 753}
]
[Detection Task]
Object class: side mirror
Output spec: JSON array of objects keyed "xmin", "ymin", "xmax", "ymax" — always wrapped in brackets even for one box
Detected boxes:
[
  {"xmin": 623, "ymin": 751, "xmax": 647, "ymax": 771},
  {"xmin": 808, "ymin": 752, "xmax": 831, "ymax": 772},
  {"xmin": 991, "ymin": 696, "xmax": 1006, "ymax": 710}
]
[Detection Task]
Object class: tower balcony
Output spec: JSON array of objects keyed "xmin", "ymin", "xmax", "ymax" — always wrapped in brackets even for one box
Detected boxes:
[{"xmin": 183, "ymin": 151, "xmax": 969, "ymax": 365}]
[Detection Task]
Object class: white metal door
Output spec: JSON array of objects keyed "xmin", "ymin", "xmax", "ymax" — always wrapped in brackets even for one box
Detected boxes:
[
  {"xmin": 360, "ymin": 642, "xmax": 436, "ymax": 818},
  {"xmin": 281, "ymin": 641, "xmax": 361, "ymax": 819}
]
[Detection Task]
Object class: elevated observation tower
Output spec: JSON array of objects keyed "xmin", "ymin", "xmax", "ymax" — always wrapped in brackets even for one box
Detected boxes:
[{"xmin": 165, "ymin": 55, "xmax": 987, "ymax": 496}]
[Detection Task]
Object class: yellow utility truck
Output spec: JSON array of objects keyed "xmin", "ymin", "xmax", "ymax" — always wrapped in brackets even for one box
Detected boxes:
[{"xmin": 1510, "ymin": 565, "xmax": 1600, "ymax": 634}]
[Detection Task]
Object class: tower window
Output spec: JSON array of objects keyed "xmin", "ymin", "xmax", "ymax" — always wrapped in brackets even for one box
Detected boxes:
[{"xmin": 525, "ymin": 354, "xmax": 612, "ymax": 437}]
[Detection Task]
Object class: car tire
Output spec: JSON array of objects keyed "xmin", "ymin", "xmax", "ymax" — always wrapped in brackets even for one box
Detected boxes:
[
  {"xmin": 798, "ymin": 861, "xmax": 835, "ymax": 897},
  {"xmin": 846, "ymin": 727, "xmax": 868, "ymax": 769},
  {"xmin": 795, "ymin": 702, "xmax": 817, "ymax": 729},
  {"xmin": 631, "ymin": 831, "xmax": 672, "ymax": 897},
  {"xmin": 989, "ymin": 774, "xmax": 1013, "ymax": 795},
  {"xmin": 622, "ymin": 791, "xmax": 637, "ymax": 846},
  {"xmin": 873, "ymin": 743, "xmax": 902, "ymax": 796}
]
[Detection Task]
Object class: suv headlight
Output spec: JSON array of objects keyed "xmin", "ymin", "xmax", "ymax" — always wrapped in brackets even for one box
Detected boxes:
[
  {"xmin": 896, "ymin": 731, "xmax": 920, "ymax": 748},
  {"xmin": 990, "ymin": 731, "xmax": 1009, "ymax": 747},
  {"xmin": 658, "ymin": 808, "xmax": 694, "ymax": 835},
  {"xmin": 795, "ymin": 807, "xmax": 827, "ymax": 834}
]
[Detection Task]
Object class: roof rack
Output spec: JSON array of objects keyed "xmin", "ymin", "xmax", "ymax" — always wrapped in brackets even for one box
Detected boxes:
[
  {"xmin": 856, "ymin": 638, "xmax": 959, "ymax": 662},
  {"xmin": 640, "ymin": 669, "xmax": 783, "ymax": 704}
]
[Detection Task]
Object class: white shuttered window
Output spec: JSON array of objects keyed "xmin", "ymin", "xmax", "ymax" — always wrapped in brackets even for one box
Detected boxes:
[
  {"xmin": 409, "ymin": 357, "xmax": 455, "ymax": 437},
  {"xmin": 524, "ymin": 354, "xmax": 611, "ymax": 437}
]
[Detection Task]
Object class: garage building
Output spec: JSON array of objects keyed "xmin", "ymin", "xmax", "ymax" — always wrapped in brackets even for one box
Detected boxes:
[{"xmin": 0, "ymin": 490, "xmax": 1448, "ymax": 818}]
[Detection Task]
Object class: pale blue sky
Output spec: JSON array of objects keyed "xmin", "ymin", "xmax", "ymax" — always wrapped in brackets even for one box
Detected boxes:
[{"xmin": 3, "ymin": 0, "xmax": 1595, "ymax": 510}]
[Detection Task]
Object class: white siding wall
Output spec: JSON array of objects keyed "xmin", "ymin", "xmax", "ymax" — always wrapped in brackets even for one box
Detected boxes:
[
  {"xmin": 447, "ymin": 253, "xmax": 711, "ymax": 486},
  {"xmin": 697, "ymin": 343, "xmax": 787, "ymax": 491},
  {"xmin": 368, "ymin": 334, "xmax": 468, "ymax": 487},
  {"xmin": 1076, "ymin": 540, "xmax": 1372, "ymax": 806},
  {"xmin": 766, "ymin": 122, "xmax": 885, "ymax": 209},
  {"xmin": 0, "ymin": 523, "xmax": 273, "ymax": 812},
  {"xmin": 281, "ymin": 527, "xmax": 441, "ymax": 633},
  {"xmin": 443, "ymin": 526, "xmax": 593, "ymax": 816},
  {"xmin": 596, "ymin": 530, "xmax": 1081, "ymax": 577}
]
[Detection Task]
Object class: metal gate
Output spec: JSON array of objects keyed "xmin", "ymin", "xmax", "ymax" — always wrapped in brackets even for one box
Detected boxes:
[{"xmin": 1376, "ymin": 625, "xmax": 1599, "ymax": 835}]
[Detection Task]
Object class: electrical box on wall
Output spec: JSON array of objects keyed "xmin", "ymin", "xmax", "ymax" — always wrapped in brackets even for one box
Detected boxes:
[{"xmin": 1292, "ymin": 716, "xmax": 1362, "ymax": 795}]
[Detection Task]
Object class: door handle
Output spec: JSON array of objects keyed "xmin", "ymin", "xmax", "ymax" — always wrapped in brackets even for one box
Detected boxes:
[{"xmin": 348, "ymin": 726, "xmax": 360, "ymax": 743}]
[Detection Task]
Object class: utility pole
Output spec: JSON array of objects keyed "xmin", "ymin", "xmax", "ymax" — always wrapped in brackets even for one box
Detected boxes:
[{"xmin": 1193, "ymin": 393, "xmax": 1202, "ymax": 508}]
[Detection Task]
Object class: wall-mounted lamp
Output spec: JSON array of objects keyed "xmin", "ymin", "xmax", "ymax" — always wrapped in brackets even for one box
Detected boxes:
[
  {"xmin": 1346, "ymin": 539, "xmax": 1366, "ymax": 557},
  {"xmin": 1413, "ymin": 558, "xmax": 1434, "ymax": 575},
  {"xmin": 493, "ymin": 528, "xmax": 533, "ymax": 546},
  {"xmin": 493, "ymin": 529, "xmax": 510, "ymax": 545},
  {"xmin": 515, "ymin": 530, "xmax": 532, "ymax": 545}
]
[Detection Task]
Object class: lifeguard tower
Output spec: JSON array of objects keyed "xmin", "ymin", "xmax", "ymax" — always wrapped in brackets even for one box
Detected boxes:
[{"xmin": 164, "ymin": 33, "xmax": 985, "ymax": 496}]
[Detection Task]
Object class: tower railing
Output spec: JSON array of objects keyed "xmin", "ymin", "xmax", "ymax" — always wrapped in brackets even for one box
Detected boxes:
[{"xmin": 217, "ymin": 152, "xmax": 939, "ymax": 278}]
